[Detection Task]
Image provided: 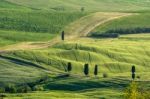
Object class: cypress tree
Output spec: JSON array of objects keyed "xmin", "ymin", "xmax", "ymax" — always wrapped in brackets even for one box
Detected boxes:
[
  {"xmin": 67, "ymin": 62, "xmax": 72, "ymax": 72},
  {"xmin": 84, "ymin": 64, "xmax": 89, "ymax": 76},
  {"xmin": 131, "ymin": 65, "xmax": 136, "ymax": 80},
  {"xmin": 131, "ymin": 65, "xmax": 136, "ymax": 73},
  {"xmin": 132, "ymin": 73, "xmax": 135, "ymax": 80},
  {"xmin": 61, "ymin": 31, "xmax": 65, "ymax": 40},
  {"xmin": 94, "ymin": 65, "xmax": 98, "ymax": 76}
]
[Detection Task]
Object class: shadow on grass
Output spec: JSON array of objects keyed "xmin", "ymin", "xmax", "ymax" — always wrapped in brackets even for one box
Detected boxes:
[
  {"xmin": 44, "ymin": 77, "xmax": 130, "ymax": 91},
  {"xmin": 0, "ymin": 55, "xmax": 47, "ymax": 70}
]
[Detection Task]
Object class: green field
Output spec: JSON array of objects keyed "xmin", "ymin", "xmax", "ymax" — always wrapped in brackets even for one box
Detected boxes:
[
  {"xmin": 5, "ymin": 0, "xmax": 150, "ymax": 12},
  {"xmin": 0, "ymin": 0, "xmax": 150, "ymax": 99},
  {"xmin": 0, "ymin": 10, "xmax": 86, "ymax": 33},
  {"xmin": 0, "ymin": 30, "xmax": 56, "ymax": 46},
  {"xmin": 1, "ymin": 34, "xmax": 150, "ymax": 98},
  {"xmin": 91, "ymin": 13, "xmax": 150, "ymax": 36}
]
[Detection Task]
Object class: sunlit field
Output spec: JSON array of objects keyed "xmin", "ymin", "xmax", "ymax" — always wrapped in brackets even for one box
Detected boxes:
[{"xmin": 0, "ymin": 0, "xmax": 150, "ymax": 99}]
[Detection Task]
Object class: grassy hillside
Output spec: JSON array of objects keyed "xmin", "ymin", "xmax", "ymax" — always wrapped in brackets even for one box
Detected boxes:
[
  {"xmin": 91, "ymin": 13, "xmax": 150, "ymax": 36},
  {"xmin": 0, "ymin": 0, "xmax": 30, "ymax": 10},
  {"xmin": 1, "ymin": 34, "xmax": 150, "ymax": 83},
  {"xmin": 0, "ymin": 34, "xmax": 150, "ymax": 98},
  {"xmin": 0, "ymin": 57, "xmax": 46, "ymax": 85},
  {"xmin": 0, "ymin": 0, "xmax": 150, "ymax": 98},
  {"xmin": 0, "ymin": 10, "xmax": 86, "ymax": 33},
  {"xmin": 6, "ymin": 0, "xmax": 150, "ymax": 12},
  {"xmin": 0, "ymin": 0, "xmax": 86, "ymax": 46},
  {"xmin": 0, "ymin": 30, "xmax": 55, "ymax": 46},
  {"xmin": 64, "ymin": 12, "xmax": 131, "ymax": 38}
]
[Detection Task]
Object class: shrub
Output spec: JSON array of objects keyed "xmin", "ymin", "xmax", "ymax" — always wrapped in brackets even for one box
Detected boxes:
[
  {"xmin": 0, "ymin": 94, "xmax": 6, "ymax": 98},
  {"xmin": 81, "ymin": 7, "xmax": 85, "ymax": 12},
  {"xmin": 124, "ymin": 82, "xmax": 139, "ymax": 99},
  {"xmin": 142, "ymin": 91, "xmax": 150, "ymax": 99},
  {"xmin": 106, "ymin": 27, "xmax": 150, "ymax": 34},
  {"xmin": 18, "ymin": 85, "xmax": 32, "ymax": 93},
  {"xmin": 33, "ymin": 86, "xmax": 44, "ymax": 91},
  {"xmin": 5, "ymin": 84, "xmax": 17, "ymax": 93},
  {"xmin": 90, "ymin": 33, "xmax": 119, "ymax": 38},
  {"xmin": 124, "ymin": 82, "xmax": 150, "ymax": 99},
  {"xmin": 136, "ymin": 76, "xmax": 140, "ymax": 79},
  {"xmin": 0, "ymin": 88, "xmax": 5, "ymax": 93},
  {"xmin": 103, "ymin": 73, "xmax": 108, "ymax": 78}
]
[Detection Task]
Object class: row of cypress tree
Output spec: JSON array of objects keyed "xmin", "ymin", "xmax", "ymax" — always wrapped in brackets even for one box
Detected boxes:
[
  {"xmin": 67, "ymin": 62, "xmax": 98, "ymax": 76},
  {"xmin": 67, "ymin": 62, "xmax": 136, "ymax": 80}
]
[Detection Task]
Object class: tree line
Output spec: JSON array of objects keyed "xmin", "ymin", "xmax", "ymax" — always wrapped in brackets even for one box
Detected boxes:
[
  {"xmin": 66, "ymin": 62, "xmax": 137, "ymax": 80},
  {"xmin": 66, "ymin": 62, "xmax": 99, "ymax": 77}
]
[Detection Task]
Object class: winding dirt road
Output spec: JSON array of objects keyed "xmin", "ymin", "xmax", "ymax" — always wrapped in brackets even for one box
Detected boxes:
[{"xmin": 0, "ymin": 12, "xmax": 133, "ymax": 52}]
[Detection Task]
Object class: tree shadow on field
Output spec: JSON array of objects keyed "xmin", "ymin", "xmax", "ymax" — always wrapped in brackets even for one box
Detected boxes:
[
  {"xmin": 0, "ymin": 55, "xmax": 46, "ymax": 70},
  {"xmin": 44, "ymin": 77, "xmax": 130, "ymax": 91}
]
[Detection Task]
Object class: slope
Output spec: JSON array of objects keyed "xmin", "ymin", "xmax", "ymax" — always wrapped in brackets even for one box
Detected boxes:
[
  {"xmin": 91, "ymin": 13, "xmax": 150, "ymax": 36},
  {"xmin": 64, "ymin": 12, "xmax": 132, "ymax": 38},
  {"xmin": 0, "ymin": 12, "xmax": 132, "ymax": 51},
  {"xmin": 5, "ymin": 0, "xmax": 150, "ymax": 12}
]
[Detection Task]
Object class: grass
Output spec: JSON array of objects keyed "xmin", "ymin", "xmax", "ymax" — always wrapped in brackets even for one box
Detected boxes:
[
  {"xmin": 0, "ymin": 0, "xmax": 150, "ymax": 98},
  {"xmin": 0, "ymin": 0, "xmax": 30, "ymax": 11},
  {"xmin": 3, "ymin": 78, "xmax": 126, "ymax": 99},
  {"xmin": 5, "ymin": 0, "xmax": 150, "ymax": 12},
  {"xmin": 0, "ymin": 57, "xmax": 47, "ymax": 85},
  {"xmin": 0, "ymin": 34, "xmax": 150, "ymax": 85},
  {"xmin": 64, "ymin": 12, "xmax": 131, "ymax": 37},
  {"xmin": 119, "ymin": 33, "xmax": 150, "ymax": 40},
  {"xmin": 0, "ymin": 0, "xmax": 87, "ymax": 46},
  {"xmin": 0, "ymin": 10, "xmax": 86, "ymax": 33},
  {"xmin": 0, "ymin": 30, "xmax": 55, "ymax": 46},
  {"xmin": 91, "ymin": 13, "xmax": 150, "ymax": 36},
  {"xmin": 3, "ymin": 77, "xmax": 150, "ymax": 99},
  {"xmin": 124, "ymin": 81, "xmax": 150, "ymax": 99}
]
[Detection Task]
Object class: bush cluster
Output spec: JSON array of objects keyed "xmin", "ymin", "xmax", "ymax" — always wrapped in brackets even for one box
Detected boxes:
[
  {"xmin": 91, "ymin": 27, "xmax": 150, "ymax": 38},
  {"xmin": 106, "ymin": 27, "xmax": 150, "ymax": 34},
  {"xmin": 124, "ymin": 82, "xmax": 150, "ymax": 99},
  {"xmin": 90, "ymin": 33, "xmax": 119, "ymax": 38},
  {"xmin": 0, "ymin": 84, "xmax": 44, "ymax": 93},
  {"xmin": 0, "ymin": 76, "xmax": 48, "ymax": 93}
]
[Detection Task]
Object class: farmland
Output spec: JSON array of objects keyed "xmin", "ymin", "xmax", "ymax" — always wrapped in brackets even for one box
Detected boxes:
[
  {"xmin": 5, "ymin": 0, "xmax": 150, "ymax": 12},
  {"xmin": 91, "ymin": 13, "xmax": 150, "ymax": 36},
  {"xmin": 0, "ymin": 0, "xmax": 150, "ymax": 99},
  {"xmin": 1, "ymin": 33, "xmax": 150, "ymax": 98}
]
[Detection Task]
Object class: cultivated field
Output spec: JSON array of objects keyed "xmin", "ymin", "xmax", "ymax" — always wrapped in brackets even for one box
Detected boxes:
[{"xmin": 0, "ymin": 0, "xmax": 150, "ymax": 99}]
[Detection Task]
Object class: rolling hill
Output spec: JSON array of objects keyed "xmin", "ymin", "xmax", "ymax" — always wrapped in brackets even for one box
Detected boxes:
[
  {"xmin": 5, "ymin": 0, "xmax": 150, "ymax": 12},
  {"xmin": 0, "ymin": 0, "xmax": 150, "ymax": 99}
]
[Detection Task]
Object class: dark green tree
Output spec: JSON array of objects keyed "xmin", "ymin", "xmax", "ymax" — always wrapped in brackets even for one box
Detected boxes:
[
  {"xmin": 131, "ymin": 65, "xmax": 136, "ymax": 80},
  {"xmin": 84, "ymin": 64, "xmax": 89, "ymax": 76},
  {"xmin": 132, "ymin": 73, "xmax": 135, "ymax": 80},
  {"xmin": 81, "ymin": 7, "xmax": 85, "ymax": 12},
  {"xmin": 131, "ymin": 65, "xmax": 136, "ymax": 73},
  {"xmin": 67, "ymin": 62, "xmax": 72, "ymax": 72},
  {"xmin": 94, "ymin": 65, "xmax": 98, "ymax": 76},
  {"xmin": 61, "ymin": 31, "xmax": 65, "ymax": 40}
]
